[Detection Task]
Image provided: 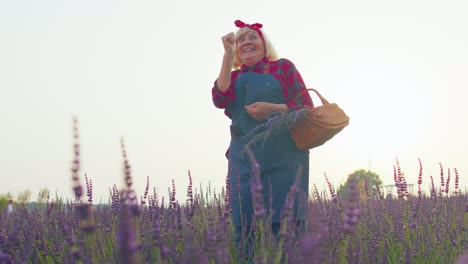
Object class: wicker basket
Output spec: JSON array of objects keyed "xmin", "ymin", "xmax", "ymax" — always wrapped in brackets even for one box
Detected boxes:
[{"xmin": 290, "ymin": 88, "xmax": 350, "ymax": 150}]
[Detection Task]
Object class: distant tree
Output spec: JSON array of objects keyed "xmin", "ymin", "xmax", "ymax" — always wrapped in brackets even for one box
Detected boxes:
[
  {"xmin": 0, "ymin": 194, "xmax": 10, "ymax": 212},
  {"xmin": 337, "ymin": 169, "xmax": 383, "ymax": 200},
  {"xmin": 37, "ymin": 188, "xmax": 50, "ymax": 204},
  {"xmin": 17, "ymin": 189, "xmax": 32, "ymax": 204},
  {"xmin": 4, "ymin": 192, "xmax": 13, "ymax": 200}
]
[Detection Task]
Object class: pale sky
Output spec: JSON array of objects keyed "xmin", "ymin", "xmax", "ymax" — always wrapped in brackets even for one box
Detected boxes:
[{"xmin": 1, "ymin": 0, "xmax": 467, "ymax": 203}]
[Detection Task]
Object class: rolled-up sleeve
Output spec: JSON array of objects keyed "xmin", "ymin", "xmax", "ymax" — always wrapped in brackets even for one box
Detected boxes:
[{"xmin": 211, "ymin": 71, "xmax": 239, "ymax": 109}]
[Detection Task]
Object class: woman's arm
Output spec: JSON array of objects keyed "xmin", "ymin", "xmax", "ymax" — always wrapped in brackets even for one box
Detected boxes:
[
  {"xmin": 245, "ymin": 59, "xmax": 313, "ymax": 120},
  {"xmin": 217, "ymin": 32, "xmax": 235, "ymax": 91},
  {"xmin": 217, "ymin": 53, "xmax": 234, "ymax": 92},
  {"xmin": 212, "ymin": 32, "xmax": 237, "ymax": 110},
  {"xmin": 245, "ymin": 102, "xmax": 288, "ymax": 121}
]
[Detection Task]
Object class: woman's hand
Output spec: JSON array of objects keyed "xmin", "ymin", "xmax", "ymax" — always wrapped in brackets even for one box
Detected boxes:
[
  {"xmin": 217, "ymin": 32, "xmax": 236, "ymax": 92},
  {"xmin": 221, "ymin": 32, "xmax": 235, "ymax": 57},
  {"xmin": 216, "ymin": 33, "xmax": 236, "ymax": 92},
  {"xmin": 245, "ymin": 102, "xmax": 288, "ymax": 121}
]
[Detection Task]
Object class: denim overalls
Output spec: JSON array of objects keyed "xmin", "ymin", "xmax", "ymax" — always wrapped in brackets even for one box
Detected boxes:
[{"xmin": 226, "ymin": 68, "xmax": 309, "ymax": 228}]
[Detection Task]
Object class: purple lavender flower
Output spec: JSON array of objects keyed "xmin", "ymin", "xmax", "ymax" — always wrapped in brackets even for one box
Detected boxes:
[
  {"xmin": 343, "ymin": 179, "xmax": 360, "ymax": 234},
  {"xmin": 375, "ymin": 184, "xmax": 384, "ymax": 200},
  {"xmin": 0, "ymin": 251, "xmax": 12, "ymax": 264},
  {"xmin": 445, "ymin": 168, "xmax": 451, "ymax": 195},
  {"xmin": 417, "ymin": 158, "xmax": 423, "ymax": 186},
  {"xmin": 85, "ymin": 174, "xmax": 93, "ymax": 204},
  {"xmin": 224, "ymin": 171, "xmax": 230, "ymax": 206},
  {"xmin": 176, "ymin": 233, "xmax": 208, "ymax": 264},
  {"xmin": 280, "ymin": 167, "xmax": 302, "ymax": 241},
  {"xmin": 118, "ymin": 204, "xmax": 141, "ymax": 263},
  {"xmin": 455, "ymin": 254, "xmax": 468, "ymax": 264},
  {"xmin": 301, "ymin": 230, "xmax": 324, "ymax": 263},
  {"xmin": 244, "ymin": 146, "xmax": 266, "ymax": 219},
  {"xmin": 364, "ymin": 177, "xmax": 370, "ymax": 201},
  {"xmin": 430, "ymin": 175, "xmax": 437, "ymax": 200},
  {"xmin": 324, "ymin": 173, "xmax": 338, "ymax": 204},
  {"xmin": 187, "ymin": 170, "xmax": 194, "ymax": 208},
  {"xmin": 141, "ymin": 176, "xmax": 150, "ymax": 206},
  {"xmin": 71, "ymin": 117, "xmax": 83, "ymax": 201},
  {"xmin": 454, "ymin": 168, "xmax": 460, "ymax": 195},
  {"xmin": 439, "ymin": 163, "xmax": 445, "ymax": 190},
  {"xmin": 170, "ymin": 180, "xmax": 176, "ymax": 209}
]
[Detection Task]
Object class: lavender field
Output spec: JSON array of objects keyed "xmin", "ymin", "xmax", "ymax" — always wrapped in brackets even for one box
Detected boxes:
[{"xmin": 0, "ymin": 120, "xmax": 466, "ymax": 264}]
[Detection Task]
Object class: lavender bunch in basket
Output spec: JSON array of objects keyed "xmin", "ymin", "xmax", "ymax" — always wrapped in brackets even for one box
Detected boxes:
[
  {"xmin": 244, "ymin": 108, "xmax": 309, "ymax": 150},
  {"xmin": 244, "ymin": 90, "xmax": 349, "ymax": 151}
]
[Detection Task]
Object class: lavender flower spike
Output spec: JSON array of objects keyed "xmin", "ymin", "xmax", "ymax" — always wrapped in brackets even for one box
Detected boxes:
[
  {"xmin": 118, "ymin": 204, "xmax": 141, "ymax": 264},
  {"xmin": 245, "ymin": 146, "xmax": 266, "ymax": 219},
  {"xmin": 343, "ymin": 178, "xmax": 360, "ymax": 234},
  {"xmin": 71, "ymin": 116, "xmax": 83, "ymax": 201}
]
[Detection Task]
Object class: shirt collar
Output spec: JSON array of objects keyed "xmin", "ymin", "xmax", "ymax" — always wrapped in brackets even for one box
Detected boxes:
[{"xmin": 240, "ymin": 57, "xmax": 270, "ymax": 72}]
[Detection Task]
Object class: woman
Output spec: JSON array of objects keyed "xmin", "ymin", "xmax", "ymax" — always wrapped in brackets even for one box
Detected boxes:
[{"xmin": 211, "ymin": 20, "xmax": 313, "ymax": 248}]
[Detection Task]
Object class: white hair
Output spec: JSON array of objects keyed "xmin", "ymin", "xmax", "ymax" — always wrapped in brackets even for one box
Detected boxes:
[{"xmin": 232, "ymin": 27, "xmax": 279, "ymax": 70}]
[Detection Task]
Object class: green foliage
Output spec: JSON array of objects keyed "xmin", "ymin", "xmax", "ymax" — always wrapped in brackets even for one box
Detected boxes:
[
  {"xmin": 0, "ymin": 197, "xmax": 7, "ymax": 212},
  {"xmin": 37, "ymin": 187, "xmax": 50, "ymax": 204},
  {"xmin": 0, "ymin": 193, "xmax": 14, "ymax": 212},
  {"xmin": 17, "ymin": 189, "xmax": 32, "ymax": 203},
  {"xmin": 337, "ymin": 169, "xmax": 383, "ymax": 200}
]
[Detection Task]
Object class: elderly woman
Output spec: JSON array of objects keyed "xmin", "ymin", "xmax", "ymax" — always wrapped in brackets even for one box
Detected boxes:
[{"xmin": 212, "ymin": 19, "xmax": 313, "ymax": 251}]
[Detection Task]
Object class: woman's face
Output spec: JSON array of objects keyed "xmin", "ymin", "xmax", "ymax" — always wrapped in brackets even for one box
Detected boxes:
[{"xmin": 236, "ymin": 30, "xmax": 265, "ymax": 66}]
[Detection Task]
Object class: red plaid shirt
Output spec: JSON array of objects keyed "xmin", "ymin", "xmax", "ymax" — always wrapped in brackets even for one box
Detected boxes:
[{"xmin": 212, "ymin": 57, "xmax": 313, "ymax": 118}]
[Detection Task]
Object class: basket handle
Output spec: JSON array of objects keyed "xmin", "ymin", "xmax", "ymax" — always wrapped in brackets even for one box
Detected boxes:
[{"xmin": 295, "ymin": 88, "xmax": 330, "ymax": 105}]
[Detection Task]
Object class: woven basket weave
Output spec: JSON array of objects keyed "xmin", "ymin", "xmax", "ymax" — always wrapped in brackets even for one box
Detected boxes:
[{"xmin": 290, "ymin": 88, "xmax": 350, "ymax": 150}]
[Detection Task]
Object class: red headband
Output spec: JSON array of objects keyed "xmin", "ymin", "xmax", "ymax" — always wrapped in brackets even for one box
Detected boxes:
[{"xmin": 234, "ymin": 19, "xmax": 264, "ymax": 40}]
